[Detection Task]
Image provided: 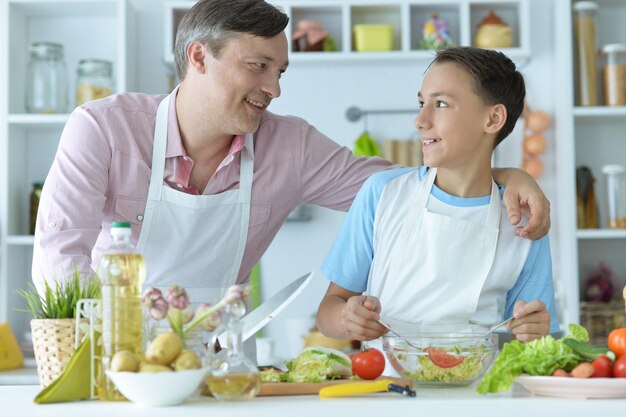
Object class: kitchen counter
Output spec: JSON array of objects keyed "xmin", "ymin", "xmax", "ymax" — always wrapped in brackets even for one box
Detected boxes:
[
  {"xmin": 0, "ymin": 359, "xmax": 39, "ymax": 385},
  {"xmin": 1, "ymin": 383, "xmax": 625, "ymax": 417}
]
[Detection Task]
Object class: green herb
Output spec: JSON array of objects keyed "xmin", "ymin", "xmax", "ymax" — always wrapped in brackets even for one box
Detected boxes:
[
  {"xmin": 16, "ymin": 268, "xmax": 101, "ymax": 319},
  {"xmin": 476, "ymin": 324, "xmax": 589, "ymax": 395}
]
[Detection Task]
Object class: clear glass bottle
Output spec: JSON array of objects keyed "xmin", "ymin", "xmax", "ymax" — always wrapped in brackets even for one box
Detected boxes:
[
  {"xmin": 206, "ymin": 316, "xmax": 260, "ymax": 401},
  {"xmin": 30, "ymin": 182, "xmax": 43, "ymax": 235},
  {"xmin": 602, "ymin": 43, "xmax": 626, "ymax": 106},
  {"xmin": 573, "ymin": 2, "xmax": 599, "ymax": 106},
  {"xmin": 97, "ymin": 221, "xmax": 146, "ymax": 401},
  {"xmin": 25, "ymin": 42, "xmax": 68, "ymax": 113},
  {"xmin": 602, "ymin": 165, "xmax": 626, "ymax": 229},
  {"xmin": 76, "ymin": 59, "xmax": 114, "ymax": 106}
]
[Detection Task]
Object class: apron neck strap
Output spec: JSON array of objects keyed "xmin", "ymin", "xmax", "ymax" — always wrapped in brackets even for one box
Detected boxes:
[{"xmin": 416, "ymin": 167, "xmax": 501, "ymax": 229}]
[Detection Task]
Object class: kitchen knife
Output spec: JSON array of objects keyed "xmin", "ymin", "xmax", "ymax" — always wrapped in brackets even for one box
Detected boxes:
[
  {"xmin": 319, "ymin": 379, "xmax": 416, "ymax": 398},
  {"xmin": 218, "ymin": 271, "xmax": 315, "ymax": 344}
]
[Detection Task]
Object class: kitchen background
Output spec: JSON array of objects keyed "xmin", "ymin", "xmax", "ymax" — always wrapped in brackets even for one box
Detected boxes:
[{"xmin": 1, "ymin": 0, "xmax": 625, "ymax": 363}]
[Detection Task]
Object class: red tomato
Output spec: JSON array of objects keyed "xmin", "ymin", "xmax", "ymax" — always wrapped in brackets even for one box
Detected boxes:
[
  {"xmin": 608, "ymin": 328, "xmax": 626, "ymax": 358},
  {"xmin": 352, "ymin": 348, "xmax": 385, "ymax": 380},
  {"xmin": 591, "ymin": 355, "xmax": 613, "ymax": 378},
  {"xmin": 427, "ymin": 347, "xmax": 465, "ymax": 368},
  {"xmin": 614, "ymin": 355, "xmax": 626, "ymax": 378}
]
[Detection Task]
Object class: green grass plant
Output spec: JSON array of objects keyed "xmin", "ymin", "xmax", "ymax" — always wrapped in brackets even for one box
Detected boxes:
[{"xmin": 17, "ymin": 268, "xmax": 100, "ymax": 319}]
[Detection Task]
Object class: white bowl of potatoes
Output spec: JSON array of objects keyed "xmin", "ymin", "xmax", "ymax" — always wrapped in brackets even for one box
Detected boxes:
[{"xmin": 106, "ymin": 331, "xmax": 210, "ymax": 406}]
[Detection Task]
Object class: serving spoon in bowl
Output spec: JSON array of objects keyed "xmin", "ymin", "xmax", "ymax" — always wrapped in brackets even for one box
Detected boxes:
[
  {"xmin": 481, "ymin": 317, "xmax": 514, "ymax": 337},
  {"xmin": 378, "ymin": 320, "xmax": 421, "ymax": 350}
]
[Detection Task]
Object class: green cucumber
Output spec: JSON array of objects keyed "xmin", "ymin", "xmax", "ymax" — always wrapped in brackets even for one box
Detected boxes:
[{"xmin": 563, "ymin": 338, "xmax": 616, "ymax": 361}]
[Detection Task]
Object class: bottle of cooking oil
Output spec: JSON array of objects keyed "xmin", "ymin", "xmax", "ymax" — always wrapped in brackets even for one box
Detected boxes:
[
  {"xmin": 96, "ymin": 221, "xmax": 146, "ymax": 401},
  {"xmin": 207, "ymin": 317, "xmax": 261, "ymax": 400}
]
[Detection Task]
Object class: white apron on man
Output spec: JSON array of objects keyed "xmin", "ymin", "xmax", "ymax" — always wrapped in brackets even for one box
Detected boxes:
[
  {"xmin": 137, "ymin": 92, "xmax": 256, "ymax": 360},
  {"xmin": 365, "ymin": 168, "xmax": 531, "ymax": 375}
]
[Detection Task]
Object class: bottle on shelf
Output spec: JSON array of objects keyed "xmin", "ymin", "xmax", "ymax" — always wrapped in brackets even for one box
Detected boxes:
[
  {"xmin": 97, "ymin": 222, "xmax": 146, "ymax": 401},
  {"xmin": 602, "ymin": 43, "xmax": 626, "ymax": 107},
  {"xmin": 602, "ymin": 165, "xmax": 626, "ymax": 229},
  {"xmin": 30, "ymin": 182, "xmax": 43, "ymax": 235},
  {"xmin": 25, "ymin": 42, "xmax": 68, "ymax": 114},
  {"xmin": 76, "ymin": 59, "xmax": 114, "ymax": 106},
  {"xmin": 573, "ymin": 1, "xmax": 599, "ymax": 107}
]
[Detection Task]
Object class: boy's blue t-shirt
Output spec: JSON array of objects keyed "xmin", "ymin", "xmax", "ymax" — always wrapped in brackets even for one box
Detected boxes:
[{"xmin": 321, "ymin": 166, "xmax": 560, "ymax": 333}]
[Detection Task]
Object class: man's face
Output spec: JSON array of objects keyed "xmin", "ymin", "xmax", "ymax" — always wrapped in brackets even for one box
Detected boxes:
[
  {"xmin": 196, "ymin": 32, "xmax": 289, "ymax": 136},
  {"xmin": 414, "ymin": 62, "xmax": 494, "ymax": 169}
]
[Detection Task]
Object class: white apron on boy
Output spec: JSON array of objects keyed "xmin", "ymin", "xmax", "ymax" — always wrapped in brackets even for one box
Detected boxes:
[
  {"xmin": 365, "ymin": 168, "xmax": 531, "ymax": 375},
  {"xmin": 137, "ymin": 92, "xmax": 257, "ymax": 361}
]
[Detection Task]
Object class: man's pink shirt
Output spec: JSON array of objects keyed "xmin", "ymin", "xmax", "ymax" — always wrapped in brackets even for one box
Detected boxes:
[{"xmin": 32, "ymin": 92, "xmax": 392, "ymax": 288}]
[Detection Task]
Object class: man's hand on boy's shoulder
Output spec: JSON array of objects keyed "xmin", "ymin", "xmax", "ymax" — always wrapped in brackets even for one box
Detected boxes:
[{"xmin": 499, "ymin": 168, "xmax": 551, "ymax": 240}]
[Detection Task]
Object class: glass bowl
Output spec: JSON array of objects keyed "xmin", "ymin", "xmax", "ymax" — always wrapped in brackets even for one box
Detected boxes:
[
  {"xmin": 106, "ymin": 367, "xmax": 210, "ymax": 406},
  {"xmin": 382, "ymin": 332, "xmax": 498, "ymax": 386}
]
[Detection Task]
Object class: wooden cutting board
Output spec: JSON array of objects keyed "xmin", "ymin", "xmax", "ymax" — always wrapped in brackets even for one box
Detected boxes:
[{"xmin": 259, "ymin": 376, "xmax": 413, "ymax": 396}]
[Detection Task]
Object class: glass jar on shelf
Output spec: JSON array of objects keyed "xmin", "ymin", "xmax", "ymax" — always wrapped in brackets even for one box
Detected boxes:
[
  {"xmin": 602, "ymin": 164, "xmax": 626, "ymax": 229},
  {"xmin": 25, "ymin": 42, "xmax": 68, "ymax": 114},
  {"xmin": 30, "ymin": 182, "xmax": 43, "ymax": 235},
  {"xmin": 76, "ymin": 59, "xmax": 114, "ymax": 106},
  {"xmin": 573, "ymin": 1, "xmax": 599, "ymax": 107},
  {"xmin": 602, "ymin": 43, "xmax": 626, "ymax": 106}
]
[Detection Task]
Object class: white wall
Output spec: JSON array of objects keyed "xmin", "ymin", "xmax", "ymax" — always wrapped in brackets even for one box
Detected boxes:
[{"xmin": 129, "ymin": 0, "xmax": 560, "ymax": 360}]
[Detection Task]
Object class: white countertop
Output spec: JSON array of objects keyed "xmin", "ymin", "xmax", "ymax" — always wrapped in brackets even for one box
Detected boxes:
[
  {"xmin": 1, "ymin": 383, "xmax": 625, "ymax": 417},
  {"xmin": 0, "ymin": 359, "xmax": 39, "ymax": 385}
]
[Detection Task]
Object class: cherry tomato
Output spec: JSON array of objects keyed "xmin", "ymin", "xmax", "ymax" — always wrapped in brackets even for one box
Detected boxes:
[
  {"xmin": 352, "ymin": 348, "xmax": 385, "ymax": 380},
  {"xmin": 427, "ymin": 347, "xmax": 465, "ymax": 368},
  {"xmin": 591, "ymin": 355, "xmax": 613, "ymax": 378},
  {"xmin": 608, "ymin": 328, "xmax": 626, "ymax": 358},
  {"xmin": 614, "ymin": 355, "xmax": 626, "ymax": 378}
]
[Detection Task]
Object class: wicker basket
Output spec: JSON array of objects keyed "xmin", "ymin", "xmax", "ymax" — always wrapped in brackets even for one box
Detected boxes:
[
  {"xmin": 580, "ymin": 301, "xmax": 626, "ymax": 345},
  {"xmin": 30, "ymin": 318, "xmax": 85, "ymax": 387}
]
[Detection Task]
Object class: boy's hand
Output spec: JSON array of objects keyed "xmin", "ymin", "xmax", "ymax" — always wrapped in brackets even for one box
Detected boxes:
[
  {"xmin": 341, "ymin": 295, "xmax": 387, "ymax": 341},
  {"xmin": 507, "ymin": 300, "xmax": 550, "ymax": 342}
]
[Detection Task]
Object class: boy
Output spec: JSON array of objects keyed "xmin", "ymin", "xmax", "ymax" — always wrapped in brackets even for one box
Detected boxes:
[{"xmin": 316, "ymin": 47, "xmax": 558, "ymax": 352}]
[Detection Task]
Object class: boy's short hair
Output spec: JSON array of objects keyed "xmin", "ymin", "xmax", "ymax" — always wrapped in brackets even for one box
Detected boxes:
[
  {"xmin": 432, "ymin": 47, "xmax": 525, "ymax": 147},
  {"xmin": 175, "ymin": 0, "xmax": 289, "ymax": 81}
]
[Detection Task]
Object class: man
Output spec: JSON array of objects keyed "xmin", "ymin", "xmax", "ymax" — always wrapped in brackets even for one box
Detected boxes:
[{"xmin": 33, "ymin": 0, "xmax": 549, "ymax": 312}]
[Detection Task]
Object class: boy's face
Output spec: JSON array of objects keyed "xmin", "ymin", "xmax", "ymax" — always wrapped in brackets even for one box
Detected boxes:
[{"xmin": 415, "ymin": 62, "xmax": 496, "ymax": 169}]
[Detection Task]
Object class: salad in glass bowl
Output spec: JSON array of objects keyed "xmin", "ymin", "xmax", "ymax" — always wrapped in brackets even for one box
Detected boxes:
[{"xmin": 382, "ymin": 331, "xmax": 498, "ymax": 386}]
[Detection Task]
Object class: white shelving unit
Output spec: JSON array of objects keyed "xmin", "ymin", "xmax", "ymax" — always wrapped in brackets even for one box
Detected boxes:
[
  {"xmin": 163, "ymin": 0, "xmax": 530, "ymax": 67},
  {"xmin": 554, "ymin": 0, "xmax": 626, "ymax": 327},
  {"xmin": 0, "ymin": 0, "xmax": 136, "ymax": 348}
]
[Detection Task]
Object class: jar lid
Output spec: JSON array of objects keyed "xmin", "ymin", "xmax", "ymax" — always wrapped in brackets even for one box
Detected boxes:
[
  {"xmin": 602, "ymin": 164, "xmax": 625, "ymax": 175},
  {"xmin": 77, "ymin": 59, "xmax": 113, "ymax": 75},
  {"xmin": 573, "ymin": 1, "xmax": 598, "ymax": 11},
  {"xmin": 30, "ymin": 42, "xmax": 64, "ymax": 58},
  {"xmin": 602, "ymin": 43, "xmax": 626, "ymax": 54}
]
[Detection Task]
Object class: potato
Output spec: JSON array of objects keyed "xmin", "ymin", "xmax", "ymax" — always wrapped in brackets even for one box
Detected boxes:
[
  {"xmin": 173, "ymin": 350, "xmax": 202, "ymax": 371},
  {"xmin": 145, "ymin": 332, "xmax": 183, "ymax": 365},
  {"xmin": 110, "ymin": 350, "xmax": 140, "ymax": 372},
  {"xmin": 139, "ymin": 363, "xmax": 173, "ymax": 373}
]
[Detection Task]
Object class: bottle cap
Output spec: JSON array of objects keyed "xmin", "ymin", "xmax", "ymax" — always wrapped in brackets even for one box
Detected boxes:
[
  {"xmin": 602, "ymin": 164, "xmax": 625, "ymax": 175},
  {"xmin": 111, "ymin": 221, "xmax": 131, "ymax": 228},
  {"xmin": 602, "ymin": 43, "xmax": 626, "ymax": 54},
  {"xmin": 573, "ymin": 1, "xmax": 598, "ymax": 12}
]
